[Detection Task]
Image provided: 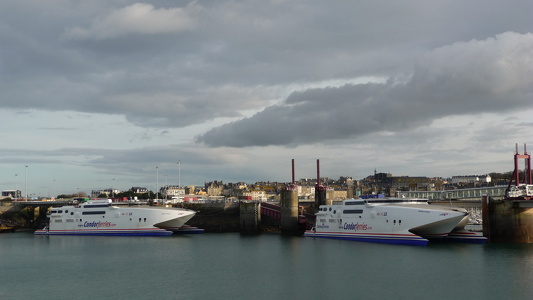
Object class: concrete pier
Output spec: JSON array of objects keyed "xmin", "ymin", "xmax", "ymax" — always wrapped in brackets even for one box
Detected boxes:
[
  {"xmin": 314, "ymin": 187, "xmax": 327, "ymax": 207},
  {"xmin": 280, "ymin": 186, "xmax": 299, "ymax": 234},
  {"xmin": 483, "ymin": 144, "xmax": 533, "ymax": 243},
  {"xmin": 483, "ymin": 196, "xmax": 533, "ymax": 243},
  {"xmin": 239, "ymin": 201, "xmax": 261, "ymax": 234}
]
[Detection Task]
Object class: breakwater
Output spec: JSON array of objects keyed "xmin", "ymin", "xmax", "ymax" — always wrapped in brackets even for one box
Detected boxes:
[
  {"xmin": 181, "ymin": 202, "xmax": 282, "ymax": 233},
  {"xmin": 179, "ymin": 202, "xmax": 241, "ymax": 233}
]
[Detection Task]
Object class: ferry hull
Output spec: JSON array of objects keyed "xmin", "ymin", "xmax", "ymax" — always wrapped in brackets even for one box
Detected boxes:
[
  {"xmin": 434, "ymin": 230, "xmax": 488, "ymax": 244},
  {"xmin": 170, "ymin": 225, "xmax": 205, "ymax": 234},
  {"xmin": 304, "ymin": 231, "xmax": 429, "ymax": 246}
]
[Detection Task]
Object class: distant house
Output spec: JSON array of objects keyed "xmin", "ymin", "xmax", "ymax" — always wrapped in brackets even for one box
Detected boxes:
[
  {"xmin": 1, "ymin": 190, "xmax": 21, "ymax": 198},
  {"xmin": 205, "ymin": 181, "xmax": 224, "ymax": 196},
  {"xmin": 91, "ymin": 188, "xmax": 121, "ymax": 198},
  {"xmin": 130, "ymin": 187, "xmax": 148, "ymax": 194},
  {"xmin": 451, "ymin": 175, "xmax": 491, "ymax": 184},
  {"xmin": 160, "ymin": 185, "xmax": 184, "ymax": 198}
]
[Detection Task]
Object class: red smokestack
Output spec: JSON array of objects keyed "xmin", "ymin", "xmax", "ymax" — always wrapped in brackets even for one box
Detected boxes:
[
  {"xmin": 316, "ymin": 159, "xmax": 320, "ymax": 186},
  {"xmin": 292, "ymin": 159, "xmax": 295, "ymax": 184}
]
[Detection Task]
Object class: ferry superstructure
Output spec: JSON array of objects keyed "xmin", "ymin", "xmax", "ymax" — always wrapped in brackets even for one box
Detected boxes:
[
  {"xmin": 304, "ymin": 198, "xmax": 486, "ymax": 246},
  {"xmin": 34, "ymin": 199, "xmax": 196, "ymax": 236}
]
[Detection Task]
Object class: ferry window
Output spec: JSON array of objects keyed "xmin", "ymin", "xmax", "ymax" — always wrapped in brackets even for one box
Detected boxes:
[
  {"xmin": 139, "ymin": 218, "xmax": 141, "ymax": 222},
  {"xmin": 82, "ymin": 211, "xmax": 105, "ymax": 215},
  {"xmin": 394, "ymin": 220, "xmax": 396, "ymax": 224},
  {"xmin": 343, "ymin": 209, "xmax": 363, "ymax": 214},
  {"xmin": 333, "ymin": 210, "xmax": 336, "ymax": 214},
  {"xmin": 399, "ymin": 220, "xmax": 402, "ymax": 224},
  {"xmin": 84, "ymin": 204, "xmax": 110, "ymax": 208},
  {"xmin": 70, "ymin": 212, "xmax": 74, "ymax": 215},
  {"xmin": 329, "ymin": 208, "xmax": 332, "ymax": 211},
  {"xmin": 58, "ymin": 210, "xmax": 63, "ymax": 213},
  {"xmin": 65, "ymin": 210, "xmax": 68, "ymax": 213},
  {"xmin": 345, "ymin": 201, "xmax": 364, "ymax": 205},
  {"xmin": 144, "ymin": 218, "xmax": 147, "ymax": 222}
]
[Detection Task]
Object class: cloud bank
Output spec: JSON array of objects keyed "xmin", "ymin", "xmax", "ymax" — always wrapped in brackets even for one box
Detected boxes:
[
  {"xmin": 196, "ymin": 32, "xmax": 533, "ymax": 147},
  {"xmin": 1, "ymin": 1, "xmax": 533, "ymax": 194}
]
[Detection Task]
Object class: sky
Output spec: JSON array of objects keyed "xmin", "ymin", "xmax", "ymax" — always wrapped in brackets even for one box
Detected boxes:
[{"xmin": 1, "ymin": 0, "xmax": 532, "ymax": 197}]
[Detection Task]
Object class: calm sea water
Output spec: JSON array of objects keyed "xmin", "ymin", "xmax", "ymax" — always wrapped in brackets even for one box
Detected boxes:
[{"xmin": 1, "ymin": 232, "xmax": 533, "ymax": 300}]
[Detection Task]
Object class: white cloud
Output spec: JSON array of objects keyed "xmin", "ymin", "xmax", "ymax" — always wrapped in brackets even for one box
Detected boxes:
[
  {"xmin": 63, "ymin": 3, "xmax": 200, "ymax": 40},
  {"xmin": 416, "ymin": 32, "xmax": 533, "ymax": 96}
]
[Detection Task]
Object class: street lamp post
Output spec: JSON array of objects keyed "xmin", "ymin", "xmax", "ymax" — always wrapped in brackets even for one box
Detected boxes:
[
  {"xmin": 156, "ymin": 166, "xmax": 159, "ymax": 201},
  {"xmin": 112, "ymin": 178, "xmax": 115, "ymax": 198},
  {"xmin": 14, "ymin": 174, "xmax": 18, "ymax": 200},
  {"xmin": 164, "ymin": 175, "xmax": 167, "ymax": 200},
  {"xmin": 177, "ymin": 160, "xmax": 181, "ymax": 196},
  {"xmin": 25, "ymin": 165, "xmax": 28, "ymax": 200}
]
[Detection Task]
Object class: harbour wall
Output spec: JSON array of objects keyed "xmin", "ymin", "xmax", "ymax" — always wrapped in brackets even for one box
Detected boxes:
[
  {"xmin": 280, "ymin": 188, "xmax": 299, "ymax": 234},
  {"xmin": 483, "ymin": 197, "xmax": 533, "ymax": 243},
  {"xmin": 180, "ymin": 202, "xmax": 241, "ymax": 233},
  {"xmin": 239, "ymin": 201, "xmax": 261, "ymax": 234},
  {"xmin": 181, "ymin": 202, "xmax": 289, "ymax": 233}
]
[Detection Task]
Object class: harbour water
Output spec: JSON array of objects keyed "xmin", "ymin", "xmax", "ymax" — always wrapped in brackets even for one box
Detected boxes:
[{"xmin": 1, "ymin": 232, "xmax": 533, "ymax": 300}]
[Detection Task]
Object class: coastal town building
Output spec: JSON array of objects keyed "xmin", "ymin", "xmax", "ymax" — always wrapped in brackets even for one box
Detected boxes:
[
  {"xmin": 1, "ymin": 190, "xmax": 21, "ymax": 198},
  {"xmin": 205, "ymin": 181, "xmax": 224, "ymax": 196},
  {"xmin": 160, "ymin": 185, "xmax": 185, "ymax": 198},
  {"xmin": 131, "ymin": 187, "xmax": 149, "ymax": 194},
  {"xmin": 91, "ymin": 188, "xmax": 121, "ymax": 198},
  {"xmin": 451, "ymin": 175, "xmax": 492, "ymax": 184}
]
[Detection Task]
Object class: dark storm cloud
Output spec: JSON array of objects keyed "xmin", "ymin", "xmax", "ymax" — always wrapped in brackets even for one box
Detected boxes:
[{"xmin": 196, "ymin": 32, "xmax": 533, "ymax": 147}]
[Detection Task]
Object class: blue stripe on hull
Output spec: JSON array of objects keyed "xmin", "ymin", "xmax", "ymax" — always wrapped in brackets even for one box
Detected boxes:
[
  {"xmin": 304, "ymin": 232, "xmax": 428, "ymax": 246},
  {"xmin": 430, "ymin": 236, "xmax": 488, "ymax": 244},
  {"xmin": 34, "ymin": 230, "xmax": 172, "ymax": 236},
  {"xmin": 172, "ymin": 229, "xmax": 205, "ymax": 234},
  {"xmin": 427, "ymin": 231, "xmax": 488, "ymax": 244}
]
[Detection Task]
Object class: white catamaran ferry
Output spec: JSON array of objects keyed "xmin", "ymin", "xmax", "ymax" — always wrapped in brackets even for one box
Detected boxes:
[
  {"xmin": 34, "ymin": 199, "xmax": 196, "ymax": 236},
  {"xmin": 304, "ymin": 197, "xmax": 487, "ymax": 246}
]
